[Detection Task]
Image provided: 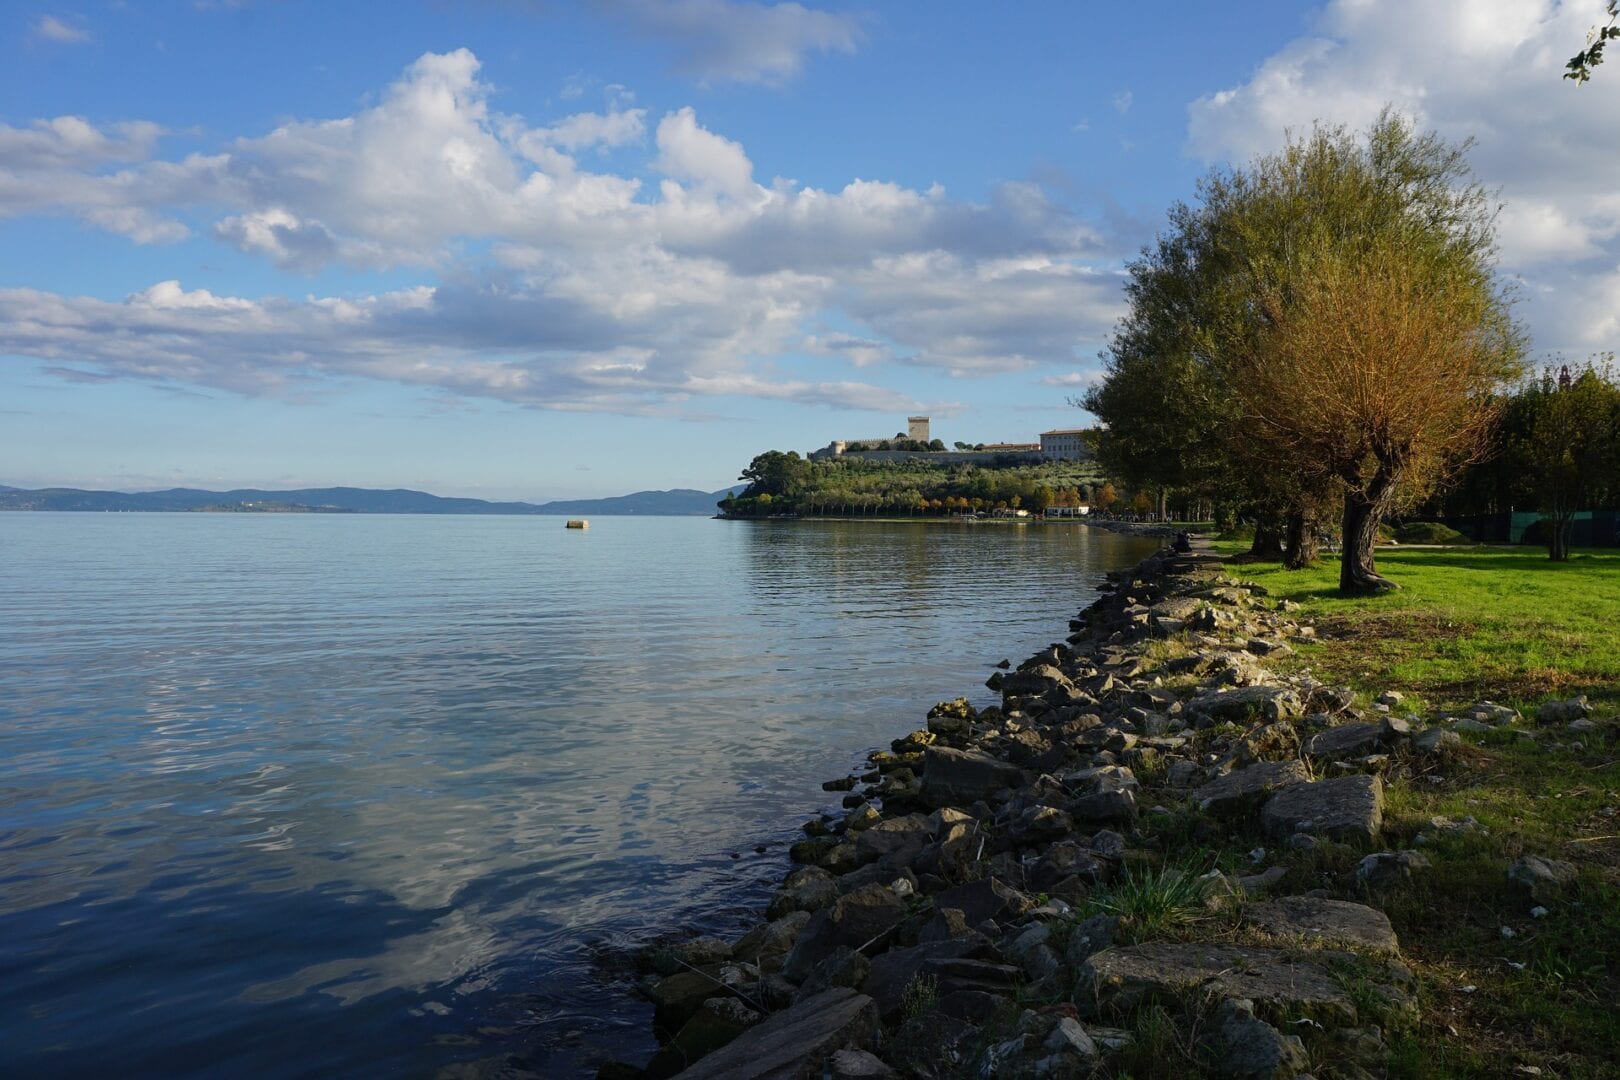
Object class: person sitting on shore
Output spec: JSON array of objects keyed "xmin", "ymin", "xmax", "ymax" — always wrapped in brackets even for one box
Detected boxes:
[{"xmin": 1173, "ymin": 531, "xmax": 1191, "ymax": 553}]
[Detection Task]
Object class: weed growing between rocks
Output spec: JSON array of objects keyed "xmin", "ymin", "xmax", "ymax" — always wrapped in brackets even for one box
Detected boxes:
[{"xmin": 1074, "ymin": 864, "xmax": 1210, "ymax": 944}]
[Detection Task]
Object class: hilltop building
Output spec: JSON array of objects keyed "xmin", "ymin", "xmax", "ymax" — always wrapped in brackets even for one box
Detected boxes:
[
  {"xmin": 1040, "ymin": 429, "xmax": 1092, "ymax": 461},
  {"xmin": 808, "ymin": 416, "xmax": 1091, "ymax": 465}
]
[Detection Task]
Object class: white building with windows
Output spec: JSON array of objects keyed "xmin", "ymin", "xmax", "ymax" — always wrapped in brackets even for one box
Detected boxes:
[{"xmin": 1039, "ymin": 429, "xmax": 1092, "ymax": 461}]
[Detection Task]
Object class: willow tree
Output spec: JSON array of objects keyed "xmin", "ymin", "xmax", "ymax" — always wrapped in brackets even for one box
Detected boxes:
[
  {"xmin": 1234, "ymin": 236, "xmax": 1518, "ymax": 589},
  {"xmin": 1089, "ymin": 111, "xmax": 1522, "ymax": 592},
  {"xmin": 1217, "ymin": 115, "xmax": 1522, "ymax": 592}
]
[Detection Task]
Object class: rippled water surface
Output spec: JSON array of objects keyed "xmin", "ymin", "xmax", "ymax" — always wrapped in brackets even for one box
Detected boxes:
[{"xmin": 0, "ymin": 513, "xmax": 1158, "ymax": 1077}]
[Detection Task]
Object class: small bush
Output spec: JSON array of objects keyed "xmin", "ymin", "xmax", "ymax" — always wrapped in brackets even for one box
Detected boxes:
[{"xmin": 1394, "ymin": 521, "xmax": 1474, "ymax": 545}]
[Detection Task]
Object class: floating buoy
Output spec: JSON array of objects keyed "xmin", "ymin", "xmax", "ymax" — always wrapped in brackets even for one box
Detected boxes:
[{"xmin": 565, "ymin": 519, "xmax": 589, "ymax": 529}]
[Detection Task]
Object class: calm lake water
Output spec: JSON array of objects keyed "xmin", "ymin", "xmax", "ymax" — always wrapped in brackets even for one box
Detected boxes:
[{"xmin": 0, "ymin": 513, "xmax": 1158, "ymax": 1078}]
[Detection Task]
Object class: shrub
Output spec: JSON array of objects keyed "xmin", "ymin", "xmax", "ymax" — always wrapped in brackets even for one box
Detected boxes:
[{"xmin": 1394, "ymin": 520, "xmax": 1475, "ymax": 545}]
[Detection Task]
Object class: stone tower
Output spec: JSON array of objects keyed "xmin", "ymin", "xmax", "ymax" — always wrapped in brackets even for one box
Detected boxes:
[{"xmin": 907, "ymin": 416, "xmax": 930, "ymax": 442}]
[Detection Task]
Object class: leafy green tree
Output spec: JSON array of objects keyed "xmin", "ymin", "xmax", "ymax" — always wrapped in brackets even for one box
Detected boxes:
[
  {"xmin": 1515, "ymin": 361, "xmax": 1620, "ymax": 560},
  {"xmin": 1089, "ymin": 110, "xmax": 1521, "ymax": 592},
  {"xmin": 738, "ymin": 450, "xmax": 809, "ymax": 498}
]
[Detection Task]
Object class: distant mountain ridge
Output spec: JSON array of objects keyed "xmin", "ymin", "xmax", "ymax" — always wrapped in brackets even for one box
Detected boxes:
[{"xmin": 0, "ymin": 484, "xmax": 743, "ymax": 516}]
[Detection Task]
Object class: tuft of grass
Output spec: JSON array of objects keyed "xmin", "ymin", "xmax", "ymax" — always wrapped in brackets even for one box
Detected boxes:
[
  {"xmin": 1080, "ymin": 863, "xmax": 1212, "ymax": 942},
  {"xmin": 1105, "ymin": 1003, "xmax": 1207, "ymax": 1079},
  {"xmin": 899, "ymin": 973, "xmax": 938, "ymax": 1022}
]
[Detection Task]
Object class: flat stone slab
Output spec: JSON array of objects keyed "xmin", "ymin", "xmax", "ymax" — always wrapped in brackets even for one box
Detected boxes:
[
  {"xmin": 1262, "ymin": 775, "xmax": 1384, "ymax": 844},
  {"xmin": 1303, "ymin": 722, "xmax": 1385, "ymax": 762},
  {"xmin": 1195, "ymin": 760, "xmax": 1310, "ymax": 815},
  {"xmin": 1242, "ymin": 896, "xmax": 1400, "ymax": 954},
  {"xmin": 1081, "ymin": 943, "xmax": 1357, "ymax": 1027},
  {"xmin": 674, "ymin": 986, "xmax": 879, "ymax": 1079}
]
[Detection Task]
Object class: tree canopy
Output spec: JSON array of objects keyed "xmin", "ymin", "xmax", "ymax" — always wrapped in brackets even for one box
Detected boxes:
[
  {"xmin": 1086, "ymin": 110, "xmax": 1523, "ymax": 592},
  {"xmin": 1513, "ymin": 361, "xmax": 1620, "ymax": 560}
]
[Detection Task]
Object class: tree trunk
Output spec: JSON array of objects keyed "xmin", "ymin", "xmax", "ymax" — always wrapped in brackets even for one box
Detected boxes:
[
  {"xmin": 1250, "ymin": 519, "xmax": 1285, "ymax": 560},
  {"xmin": 1283, "ymin": 508, "xmax": 1320, "ymax": 570},
  {"xmin": 1339, "ymin": 479, "xmax": 1400, "ymax": 594},
  {"xmin": 1549, "ymin": 511, "xmax": 1573, "ymax": 561}
]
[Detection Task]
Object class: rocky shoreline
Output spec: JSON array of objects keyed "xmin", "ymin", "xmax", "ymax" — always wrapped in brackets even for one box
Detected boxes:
[{"xmin": 603, "ymin": 538, "xmax": 1587, "ymax": 1079}]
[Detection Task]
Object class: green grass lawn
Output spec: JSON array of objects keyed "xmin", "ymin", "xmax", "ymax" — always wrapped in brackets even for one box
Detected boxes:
[
  {"xmin": 1199, "ymin": 543, "xmax": 1620, "ymax": 1078},
  {"xmin": 1210, "ymin": 544, "xmax": 1620, "ymax": 713}
]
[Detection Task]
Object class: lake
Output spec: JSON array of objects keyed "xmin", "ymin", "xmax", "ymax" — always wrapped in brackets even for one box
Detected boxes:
[{"xmin": 0, "ymin": 513, "xmax": 1158, "ymax": 1077}]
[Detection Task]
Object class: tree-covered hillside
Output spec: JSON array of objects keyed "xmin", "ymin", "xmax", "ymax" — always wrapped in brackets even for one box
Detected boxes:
[{"xmin": 719, "ymin": 450, "xmax": 1107, "ymax": 518}]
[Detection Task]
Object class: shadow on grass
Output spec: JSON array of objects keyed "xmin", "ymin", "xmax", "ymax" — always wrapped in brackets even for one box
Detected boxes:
[{"xmin": 1374, "ymin": 548, "xmax": 1620, "ymax": 573}]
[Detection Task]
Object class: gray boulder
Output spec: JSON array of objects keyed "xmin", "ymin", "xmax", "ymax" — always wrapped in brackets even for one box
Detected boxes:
[
  {"xmin": 1537, "ymin": 696, "xmax": 1592, "ymax": 725},
  {"xmin": 781, "ymin": 884, "xmax": 907, "ymax": 982},
  {"xmin": 1214, "ymin": 997, "xmax": 1310, "ymax": 1079},
  {"xmin": 767, "ymin": 868, "xmax": 840, "ymax": 921},
  {"xmin": 1070, "ymin": 786, "xmax": 1138, "ymax": 825},
  {"xmin": 1354, "ymin": 850, "xmax": 1430, "ymax": 891},
  {"xmin": 667, "ymin": 996, "xmax": 765, "ymax": 1066},
  {"xmin": 734, "ymin": 911, "xmax": 813, "ymax": 971},
  {"xmin": 919, "ymin": 956, "xmax": 1022, "ymax": 996},
  {"xmin": 1464, "ymin": 700, "xmax": 1521, "ymax": 725},
  {"xmin": 1187, "ymin": 686, "xmax": 1304, "ymax": 728},
  {"xmin": 1508, "ymin": 855, "xmax": 1579, "ymax": 904},
  {"xmin": 1000, "ymin": 664, "xmax": 1074, "ymax": 698},
  {"xmin": 853, "ymin": 814, "xmax": 932, "ymax": 867},
  {"xmin": 1413, "ymin": 727, "xmax": 1462, "ymax": 756},
  {"xmin": 1262, "ymin": 775, "xmax": 1384, "ymax": 844},
  {"xmin": 1028, "ymin": 840, "xmax": 1114, "ymax": 891},
  {"xmin": 919, "ymin": 747, "xmax": 1025, "ymax": 809},
  {"xmin": 651, "ymin": 969, "xmax": 735, "ymax": 1034},
  {"xmin": 932, "ymin": 876, "xmax": 1032, "ymax": 925},
  {"xmin": 1195, "ymin": 761, "xmax": 1310, "ymax": 816}
]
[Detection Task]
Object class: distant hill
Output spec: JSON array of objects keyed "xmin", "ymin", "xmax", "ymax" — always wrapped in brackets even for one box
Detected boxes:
[
  {"xmin": 0, "ymin": 484, "xmax": 744, "ymax": 516},
  {"xmin": 535, "ymin": 487, "xmax": 744, "ymax": 516}
]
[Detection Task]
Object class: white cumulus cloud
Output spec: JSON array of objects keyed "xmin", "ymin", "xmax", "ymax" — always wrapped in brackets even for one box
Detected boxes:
[
  {"xmin": 1186, "ymin": 0, "xmax": 1620, "ymax": 354},
  {"xmin": 1, "ymin": 49, "xmax": 1121, "ymax": 414}
]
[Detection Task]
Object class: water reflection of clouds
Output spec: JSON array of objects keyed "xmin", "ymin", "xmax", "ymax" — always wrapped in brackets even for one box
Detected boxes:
[
  {"xmin": 1, "ymin": 516, "xmax": 1163, "ymax": 1076},
  {"xmin": 242, "ymin": 907, "xmax": 506, "ymax": 1005}
]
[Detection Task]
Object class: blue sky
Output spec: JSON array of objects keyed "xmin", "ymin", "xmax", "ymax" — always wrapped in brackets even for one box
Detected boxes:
[{"xmin": 4, "ymin": 1, "xmax": 1618, "ymax": 500}]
